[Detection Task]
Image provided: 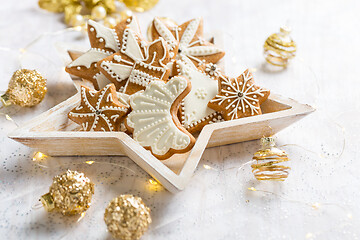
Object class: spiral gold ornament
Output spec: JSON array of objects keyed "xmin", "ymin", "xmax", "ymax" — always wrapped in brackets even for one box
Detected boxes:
[
  {"xmin": 251, "ymin": 137, "xmax": 290, "ymax": 181},
  {"xmin": 104, "ymin": 195, "xmax": 151, "ymax": 240},
  {"xmin": 1, "ymin": 69, "xmax": 47, "ymax": 107},
  {"xmin": 263, "ymin": 27, "xmax": 297, "ymax": 67},
  {"xmin": 40, "ymin": 170, "xmax": 95, "ymax": 215}
]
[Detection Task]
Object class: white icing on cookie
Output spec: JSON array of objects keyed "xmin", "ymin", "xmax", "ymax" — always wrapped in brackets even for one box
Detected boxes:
[
  {"xmin": 100, "ymin": 60, "xmax": 134, "ymax": 83},
  {"xmin": 69, "ymin": 85, "xmax": 128, "ymax": 131},
  {"xmin": 68, "ymin": 48, "xmax": 111, "ymax": 69},
  {"xmin": 179, "ymin": 18, "xmax": 201, "ymax": 46},
  {"xmin": 154, "ymin": 17, "xmax": 177, "ymax": 51},
  {"xmin": 101, "ymin": 36, "xmax": 169, "ymax": 91},
  {"xmin": 121, "ymin": 29, "xmax": 144, "ymax": 61},
  {"xmin": 88, "ymin": 20, "xmax": 120, "ymax": 52},
  {"xmin": 126, "ymin": 76, "xmax": 191, "ymax": 155},
  {"xmin": 127, "ymin": 16, "xmax": 141, "ymax": 33},
  {"xmin": 210, "ymin": 71, "xmax": 267, "ymax": 119},
  {"xmin": 176, "ymin": 61, "xmax": 219, "ymax": 128}
]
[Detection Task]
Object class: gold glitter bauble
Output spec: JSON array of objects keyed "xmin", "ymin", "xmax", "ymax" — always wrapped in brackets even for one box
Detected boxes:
[
  {"xmin": 104, "ymin": 195, "xmax": 152, "ymax": 240},
  {"xmin": 122, "ymin": 0, "xmax": 159, "ymax": 12},
  {"xmin": 1, "ymin": 69, "xmax": 47, "ymax": 107},
  {"xmin": 251, "ymin": 137, "xmax": 290, "ymax": 181},
  {"xmin": 263, "ymin": 26, "xmax": 297, "ymax": 67},
  {"xmin": 40, "ymin": 170, "xmax": 95, "ymax": 215}
]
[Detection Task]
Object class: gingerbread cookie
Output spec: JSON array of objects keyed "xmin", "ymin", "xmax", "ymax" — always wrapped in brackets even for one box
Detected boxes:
[
  {"xmin": 174, "ymin": 60, "xmax": 223, "ymax": 133},
  {"xmin": 208, "ymin": 70, "xmax": 270, "ymax": 120},
  {"xmin": 150, "ymin": 17, "xmax": 225, "ymax": 67},
  {"xmin": 98, "ymin": 30, "xmax": 171, "ymax": 95},
  {"xmin": 68, "ymin": 84, "xmax": 129, "ymax": 131},
  {"xmin": 126, "ymin": 76, "xmax": 195, "ymax": 160},
  {"xmin": 65, "ymin": 17, "xmax": 141, "ymax": 90}
]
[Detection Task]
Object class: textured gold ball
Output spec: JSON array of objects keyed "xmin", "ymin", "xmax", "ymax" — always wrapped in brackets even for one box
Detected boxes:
[
  {"xmin": 40, "ymin": 170, "xmax": 95, "ymax": 215},
  {"xmin": 4, "ymin": 69, "xmax": 47, "ymax": 107},
  {"xmin": 104, "ymin": 195, "xmax": 152, "ymax": 240},
  {"xmin": 123, "ymin": 0, "xmax": 159, "ymax": 12},
  {"xmin": 91, "ymin": 5, "xmax": 107, "ymax": 20}
]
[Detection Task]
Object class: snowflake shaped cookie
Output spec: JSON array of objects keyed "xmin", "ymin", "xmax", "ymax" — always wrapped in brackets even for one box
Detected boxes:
[
  {"xmin": 174, "ymin": 60, "xmax": 223, "ymax": 133},
  {"xmin": 126, "ymin": 76, "xmax": 195, "ymax": 159},
  {"xmin": 68, "ymin": 84, "xmax": 129, "ymax": 131},
  {"xmin": 65, "ymin": 17, "xmax": 140, "ymax": 90},
  {"xmin": 208, "ymin": 70, "xmax": 270, "ymax": 120},
  {"xmin": 151, "ymin": 17, "xmax": 225, "ymax": 67}
]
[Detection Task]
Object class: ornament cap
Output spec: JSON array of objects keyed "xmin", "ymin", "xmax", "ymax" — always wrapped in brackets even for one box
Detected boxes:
[
  {"xmin": 40, "ymin": 192, "xmax": 55, "ymax": 212},
  {"xmin": 260, "ymin": 136, "xmax": 276, "ymax": 149},
  {"xmin": 280, "ymin": 26, "xmax": 291, "ymax": 35},
  {"xmin": 0, "ymin": 93, "xmax": 12, "ymax": 107}
]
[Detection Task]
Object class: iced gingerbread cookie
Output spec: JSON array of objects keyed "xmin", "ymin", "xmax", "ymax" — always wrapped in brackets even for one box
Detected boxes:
[
  {"xmin": 98, "ymin": 27, "xmax": 171, "ymax": 95},
  {"xmin": 208, "ymin": 70, "xmax": 270, "ymax": 120},
  {"xmin": 65, "ymin": 17, "xmax": 141, "ymax": 90},
  {"xmin": 126, "ymin": 76, "xmax": 195, "ymax": 160},
  {"xmin": 174, "ymin": 60, "xmax": 223, "ymax": 133},
  {"xmin": 150, "ymin": 17, "xmax": 225, "ymax": 67},
  {"xmin": 68, "ymin": 84, "xmax": 129, "ymax": 131}
]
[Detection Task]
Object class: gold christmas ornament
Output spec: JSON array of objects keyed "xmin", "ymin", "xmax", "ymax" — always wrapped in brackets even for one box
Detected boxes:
[
  {"xmin": 122, "ymin": 0, "xmax": 159, "ymax": 12},
  {"xmin": 40, "ymin": 170, "xmax": 95, "ymax": 215},
  {"xmin": 263, "ymin": 26, "xmax": 297, "ymax": 67},
  {"xmin": 1, "ymin": 69, "xmax": 47, "ymax": 107},
  {"xmin": 91, "ymin": 5, "xmax": 107, "ymax": 20},
  {"xmin": 104, "ymin": 195, "xmax": 152, "ymax": 240},
  {"xmin": 38, "ymin": 0, "xmax": 126, "ymax": 27},
  {"xmin": 251, "ymin": 137, "xmax": 290, "ymax": 181}
]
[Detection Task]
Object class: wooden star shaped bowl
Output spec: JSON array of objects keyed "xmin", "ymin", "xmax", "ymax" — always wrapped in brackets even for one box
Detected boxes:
[
  {"xmin": 8, "ymin": 89, "xmax": 314, "ymax": 192},
  {"xmin": 8, "ymin": 34, "xmax": 314, "ymax": 192}
]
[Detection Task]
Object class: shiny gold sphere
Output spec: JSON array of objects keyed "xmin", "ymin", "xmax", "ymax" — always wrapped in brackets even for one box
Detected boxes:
[
  {"xmin": 123, "ymin": 0, "xmax": 159, "ymax": 12},
  {"xmin": 91, "ymin": 5, "xmax": 107, "ymax": 20},
  {"xmin": 40, "ymin": 170, "xmax": 95, "ymax": 215},
  {"xmin": 3, "ymin": 69, "xmax": 47, "ymax": 107},
  {"xmin": 104, "ymin": 195, "xmax": 152, "ymax": 240}
]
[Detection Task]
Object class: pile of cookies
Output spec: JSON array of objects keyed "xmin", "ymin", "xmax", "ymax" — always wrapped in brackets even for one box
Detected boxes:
[{"xmin": 66, "ymin": 16, "xmax": 270, "ymax": 159}]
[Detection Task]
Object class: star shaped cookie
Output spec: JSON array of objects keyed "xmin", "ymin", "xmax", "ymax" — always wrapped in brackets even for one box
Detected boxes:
[
  {"xmin": 208, "ymin": 70, "xmax": 270, "ymax": 121},
  {"xmin": 68, "ymin": 84, "xmax": 129, "ymax": 131},
  {"xmin": 65, "ymin": 16, "xmax": 141, "ymax": 90},
  {"xmin": 150, "ymin": 17, "xmax": 225, "ymax": 67}
]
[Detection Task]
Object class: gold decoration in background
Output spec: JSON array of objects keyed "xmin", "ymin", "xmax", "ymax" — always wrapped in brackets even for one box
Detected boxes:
[
  {"xmin": 264, "ymin": 26, "xmax": 297, "ymax": 67},
  {"xmin": 38, "ymin": 0, "xmax": 159, "ymax": 28},
  {"xmin": 122, "ymin": 0, "xmax": 159, "ymax": 12},
  {"xmin": 104, "ymin": 194, "xmax": 151, "ymax": 240},
  {"xmin": 251, "ymin": 137, "xmax": 290, "ymax": 181},
  {"xmin": 40, "ymin": 170, "xmax": 95, "ymax": 215},
  {"xmin": 1, "ymin": 69, "xmax": 47, "ymax": 107}
]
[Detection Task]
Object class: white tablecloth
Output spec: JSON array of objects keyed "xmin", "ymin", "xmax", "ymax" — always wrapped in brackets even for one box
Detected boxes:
[{"xmin": 0, "ymin": 0, "xmax": 359, "ymax": 239}]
